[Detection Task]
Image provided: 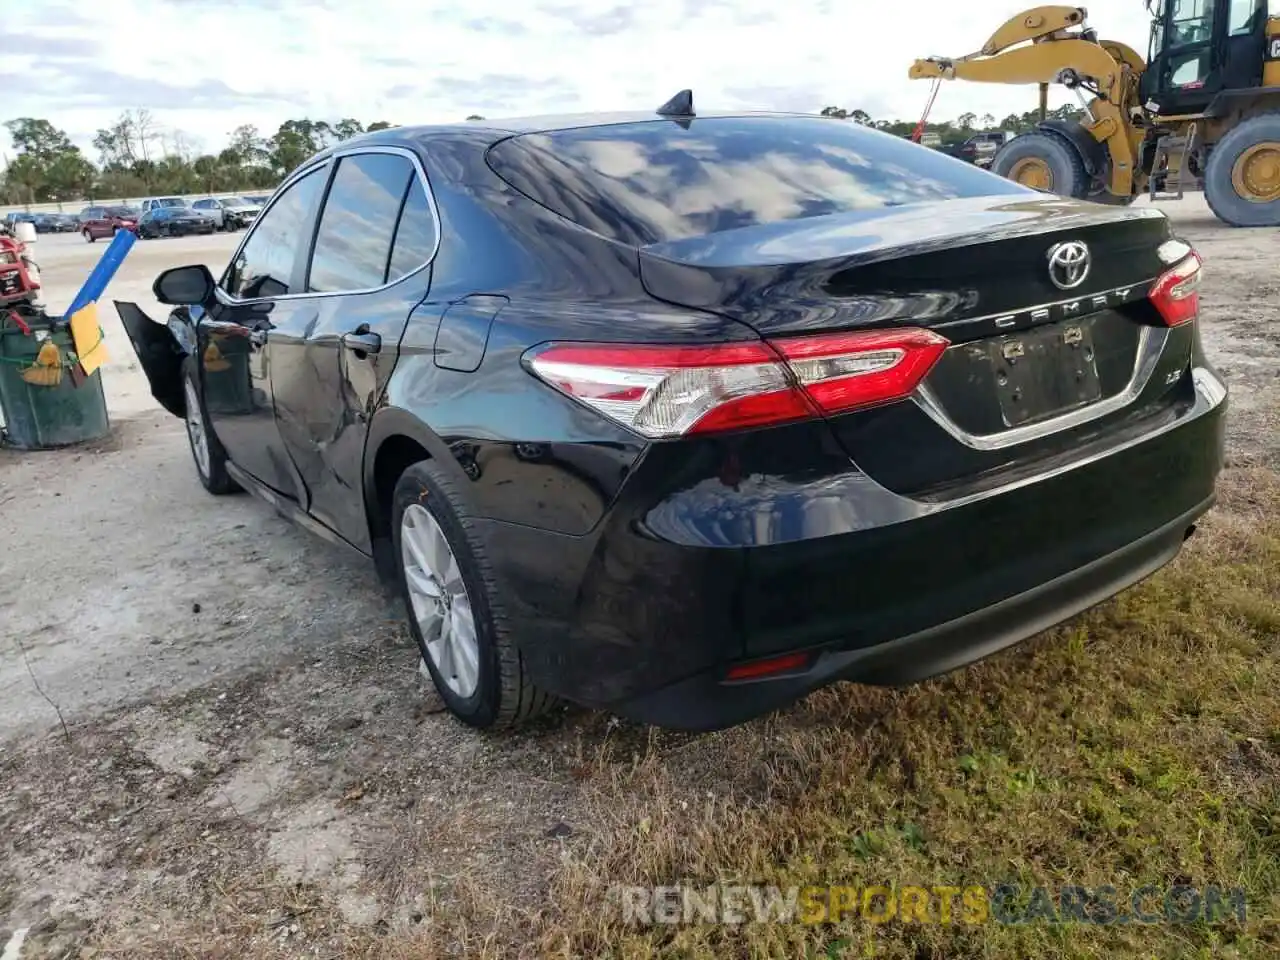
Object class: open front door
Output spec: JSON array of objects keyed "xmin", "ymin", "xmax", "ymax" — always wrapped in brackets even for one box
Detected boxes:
[{"xmin": 115, "ymin": 300, "xmax": 188, "ymax": 419}]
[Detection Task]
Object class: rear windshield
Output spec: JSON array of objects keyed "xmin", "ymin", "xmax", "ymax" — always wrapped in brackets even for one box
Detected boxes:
[{"xmin": 486, "ymin": 115, "xmax": 1029, "ymax": 246}]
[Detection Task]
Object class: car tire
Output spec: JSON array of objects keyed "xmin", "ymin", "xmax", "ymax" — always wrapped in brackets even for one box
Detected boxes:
[
  {"xmin": 182, "ymin": 355, "xmax": 238, "ymax": 495},
  {"xmin": 391, "ymin": 459, "xmax": 558, "ymax": 729},
  {"xmin": 82, "ymin": 229, "xmax": 94, "ymax": 243}
]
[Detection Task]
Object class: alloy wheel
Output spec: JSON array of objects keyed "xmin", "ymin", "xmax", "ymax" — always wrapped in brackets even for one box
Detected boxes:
[
  {"xmin": 400, "ymin": 503, "xmax": 480, "ymax": 698},
  {"xmin": 184, "ymin": 378, "xmax": 211, "ymax": 478}
]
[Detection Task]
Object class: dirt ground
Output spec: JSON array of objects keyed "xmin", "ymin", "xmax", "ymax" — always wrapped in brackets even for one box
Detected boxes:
[{"xmin": 0, "ymin": 197, "xmax": 1277, "ymax": 958}]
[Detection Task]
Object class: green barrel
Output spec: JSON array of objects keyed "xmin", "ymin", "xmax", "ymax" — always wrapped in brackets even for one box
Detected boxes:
[{"xmin": 0, "ymin": 314, "xmax": 110, "ymax": 450}]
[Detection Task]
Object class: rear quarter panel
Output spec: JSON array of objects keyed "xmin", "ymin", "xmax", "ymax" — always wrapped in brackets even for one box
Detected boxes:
[{"xmin": 374, "ymin": 134, "xmax": 668, "ymax": 535}]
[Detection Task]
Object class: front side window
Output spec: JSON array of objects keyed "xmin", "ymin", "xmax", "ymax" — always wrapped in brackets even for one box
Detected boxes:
[
  {"xmin": 224, "ymin": 166, "xmax": 325, "ymax": 299},
  {"xmin": 1168, "ymin": 0, "xmax": 1213, "ymax": 45},
  {"xmin": 486, "ymin": 116, "xmax": 1028, "ymax": 246},
  {"xmin": 308, "ymin": 153, "xmax": 415, "ymax": 293}
]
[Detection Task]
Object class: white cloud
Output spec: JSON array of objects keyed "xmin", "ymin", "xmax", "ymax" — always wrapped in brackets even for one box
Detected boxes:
[{"xmin": 4, "ymin": 0, "xmax": 1157, "ymax": 157}]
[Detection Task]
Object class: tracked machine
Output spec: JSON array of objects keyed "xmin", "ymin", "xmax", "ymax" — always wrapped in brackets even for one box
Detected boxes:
[{"xmin": 909, "ymin": 2, "xmax": 1280, "ymax": 226}]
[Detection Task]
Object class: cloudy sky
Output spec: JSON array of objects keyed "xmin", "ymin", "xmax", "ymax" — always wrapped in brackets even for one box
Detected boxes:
[{"xmin": 5, "ymin": 0, "xmax": 1156, "ymax": 160}]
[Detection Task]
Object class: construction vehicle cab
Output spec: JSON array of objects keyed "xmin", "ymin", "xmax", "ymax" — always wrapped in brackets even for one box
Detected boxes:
[
  {"xmin": 1140, "ymin": 0, "xmax": 1273, "ymax": 115},
  {"xmin": 909, "ymin": 3, "xmax": 1280, "ymax": 227}
]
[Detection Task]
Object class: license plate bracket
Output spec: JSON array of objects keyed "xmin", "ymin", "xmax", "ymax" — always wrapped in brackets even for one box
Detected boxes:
[{"xmin": 990, "ymin": 319, "xmax": 1103, "ymax": 427}]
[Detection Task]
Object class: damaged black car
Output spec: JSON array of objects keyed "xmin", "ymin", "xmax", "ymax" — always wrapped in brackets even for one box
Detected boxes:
[{"xmin": 119, "ymin": 103, "xmax": 1227, "ymax": 733}]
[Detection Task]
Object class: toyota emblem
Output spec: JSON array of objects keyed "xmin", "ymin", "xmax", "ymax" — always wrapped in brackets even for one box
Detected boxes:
[{"xmin": 1046, "ymin": 240, "xmax": 1090, "ymax": 290}]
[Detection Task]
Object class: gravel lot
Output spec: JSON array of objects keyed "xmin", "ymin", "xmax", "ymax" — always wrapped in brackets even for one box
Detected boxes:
[{"xmin": 0, "ymin": 197, "xmax": 1277, "ymax": 957}]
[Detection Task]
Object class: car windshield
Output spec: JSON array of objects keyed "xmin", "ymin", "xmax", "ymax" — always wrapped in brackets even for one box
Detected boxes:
[
  {"xmin": 223, "ymin": 197, "xmax": 249, "ymax": 206},
  {"xmin": 106, "ymin": 207, "xmax": 136, "ymax": 217},
  {"xmin": 157, "ymin": 198, "xmax": 186, "ymax": 208}
]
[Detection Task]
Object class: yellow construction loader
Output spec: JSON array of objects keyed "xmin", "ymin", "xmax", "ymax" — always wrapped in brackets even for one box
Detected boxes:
[{"xmin": 909, "ymin": 2, "xmax": 1280, "ymax": 226}]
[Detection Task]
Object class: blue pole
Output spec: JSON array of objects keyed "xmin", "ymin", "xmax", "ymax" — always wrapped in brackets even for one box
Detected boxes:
[{"xmin": 64, "ymin": 228, "xmax": 136, "ymax": 319}]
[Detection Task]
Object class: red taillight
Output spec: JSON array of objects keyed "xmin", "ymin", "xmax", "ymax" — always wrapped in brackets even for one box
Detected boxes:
[
  {"xmin": 1149, "ymin": 251, "xmax": 1202, "ymax": 327},
  {"xmin": 525, "ymin": 328, "xmax": 949, "ymax": 439},
  {"xmin": 725, "ymin": 651, "xmax": 811, "ymax": 681}
]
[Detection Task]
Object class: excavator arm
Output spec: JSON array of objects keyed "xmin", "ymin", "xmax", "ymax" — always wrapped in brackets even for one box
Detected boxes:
[{"xmin": 908, "ymin": 5, "xmax": 1144, "ymax": 197}]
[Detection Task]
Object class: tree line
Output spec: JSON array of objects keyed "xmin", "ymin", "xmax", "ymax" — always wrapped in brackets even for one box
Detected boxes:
[
  {"xmin": 818, "ymin": 103, "xmax": 1086, "ymax": 143},
  {"xmin": 1, "ymin": 111, "xmax": 398, "ymax": 206},
  {"xmin": 2, "ymin": 104, "xmax": 1087, "ymax": 208}
]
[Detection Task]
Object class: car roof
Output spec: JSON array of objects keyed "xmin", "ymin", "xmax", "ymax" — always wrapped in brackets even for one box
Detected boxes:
[{"xmin": 310, "ymin": 109, "xmax": 827, "ymax": 156}]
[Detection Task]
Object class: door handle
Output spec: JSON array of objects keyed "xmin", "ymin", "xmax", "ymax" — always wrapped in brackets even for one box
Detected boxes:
[{"xmin": 341, "ymin": 329, "xmax": 381, "ymax": 355}]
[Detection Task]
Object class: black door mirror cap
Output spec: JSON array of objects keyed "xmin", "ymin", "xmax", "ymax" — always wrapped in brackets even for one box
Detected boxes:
[{"xmin": 154, "ymin": 264, "xmax": 216, "ymax": 306}]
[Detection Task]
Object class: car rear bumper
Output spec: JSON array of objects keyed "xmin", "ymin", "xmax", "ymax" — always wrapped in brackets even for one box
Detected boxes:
[
  {"xmin": 609, "ymin": 494, "xmax": 1210, "ymax": 730},
  {"xmin": 477, "ymin": 364, "xmax": 1227, "ymax": 731}
]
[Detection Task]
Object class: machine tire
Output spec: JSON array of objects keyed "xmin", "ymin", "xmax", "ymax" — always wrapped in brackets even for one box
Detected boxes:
[
  {"xmin": 391, "ymin": 459, "xmax": 559, "ymax": 730},
  {"xmin": 991, "ymin": 131, "xmax": 1091, "ymax": 198},
  {"xmin": 82, "ymin": 229, "xmax": 94, "ymax": 243},
  {"xmin": 1204, "ymin": 112, "xmax": 1280, "ymax": 227}
]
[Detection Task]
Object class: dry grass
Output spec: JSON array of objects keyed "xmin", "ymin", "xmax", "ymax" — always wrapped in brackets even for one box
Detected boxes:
[
  {"xmin": 516, "ymin": 467, "xmax": 1280, "ymax": 959},
  {"xmin": 7, "ymin": 471, "xmax": 1278, "ymax": 960}
]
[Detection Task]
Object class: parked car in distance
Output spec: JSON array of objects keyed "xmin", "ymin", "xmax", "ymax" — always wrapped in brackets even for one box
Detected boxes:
[
  {"xmin": 39, "ymin": 213, "xmax": 79, "ymax": 233},
  {"xmin": 190, "ymin": 196, "xmax": 262, "ymax": 231},
  {"xmin": 8, "ymin": 212, "xmax": 77, "ymax": 233},
  {"xmin": 137, "ymin": 197, "xmax": 193, "ymax": 216},
  {"xmin": 78, "ymin": 205, "xmax": 141, "ymax": 241},
  {"xmin": 243, "ymin": 194, "xmax": 272, "ymax": 206},
  {"xmin": 3, "ymin": 212, "xmax": 37, "ymax": 232},
  {"xmin": 955, "ymin": 131, "xmax": 1014, "ymax": 168},
  {"xmin": 137, "ymin": 205, "xmax": 217, "ymax": 238},
  {"xmin": 118, "ymin": 107, "xmax": 1227, "ymax": 734}
]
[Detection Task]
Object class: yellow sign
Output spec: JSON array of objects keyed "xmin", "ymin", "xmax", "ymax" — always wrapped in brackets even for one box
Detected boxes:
[{"xmin": 68, "ymin": 301, "xmax": 109, "ymax": 377}]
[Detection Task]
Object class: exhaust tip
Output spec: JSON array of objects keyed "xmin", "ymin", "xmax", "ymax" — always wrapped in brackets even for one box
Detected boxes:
[{"xmin": 1183, "ymin": 524, "xmax": 1197, "ymax": 541}]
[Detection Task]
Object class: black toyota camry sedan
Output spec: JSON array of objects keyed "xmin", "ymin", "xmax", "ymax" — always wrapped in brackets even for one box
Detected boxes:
[
  {"xmin": 137, "ymin": 205, "xmax": 217, "ymax": 238},
  {"xmin": 118, "ymin": 101, "xmax": 1227, "ymax": 733}
]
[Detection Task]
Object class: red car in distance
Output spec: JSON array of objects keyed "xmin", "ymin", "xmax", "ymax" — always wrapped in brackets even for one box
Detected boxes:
[{"xmin": 79, "ymin": 205, "xmax": 141, "ymax": 242}]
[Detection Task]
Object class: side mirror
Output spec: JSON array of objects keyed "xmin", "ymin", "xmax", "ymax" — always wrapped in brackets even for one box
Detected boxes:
[
  {"xmin": 13, "ymin": 222, "xmax": 37, "ymax": 244},
  {"xmin": 153, "ymin": 264, "xmax": 216, "ymax": 306}
]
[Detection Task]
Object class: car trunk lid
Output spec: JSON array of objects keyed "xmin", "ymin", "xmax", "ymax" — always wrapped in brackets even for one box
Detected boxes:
[
  {"xmin": 636, "ymin": 194, "xmax": 1195, "ymax": 493},
  {"xmin": 637, "ymin": 194, "xmax": 1173, "ymax": 339}
]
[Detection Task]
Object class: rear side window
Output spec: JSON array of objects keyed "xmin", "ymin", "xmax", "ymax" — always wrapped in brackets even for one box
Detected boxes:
[
  {"xmin": 308, "ymin": 153, "xmax": 415, "ymax": 293},
  {"xmin": 386, "ymin": 178, "xmax": 437, "ymax": 283},
  {"xmin": 486, "ymin": 116, "xmax": 1029, "ymax": 246}
]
